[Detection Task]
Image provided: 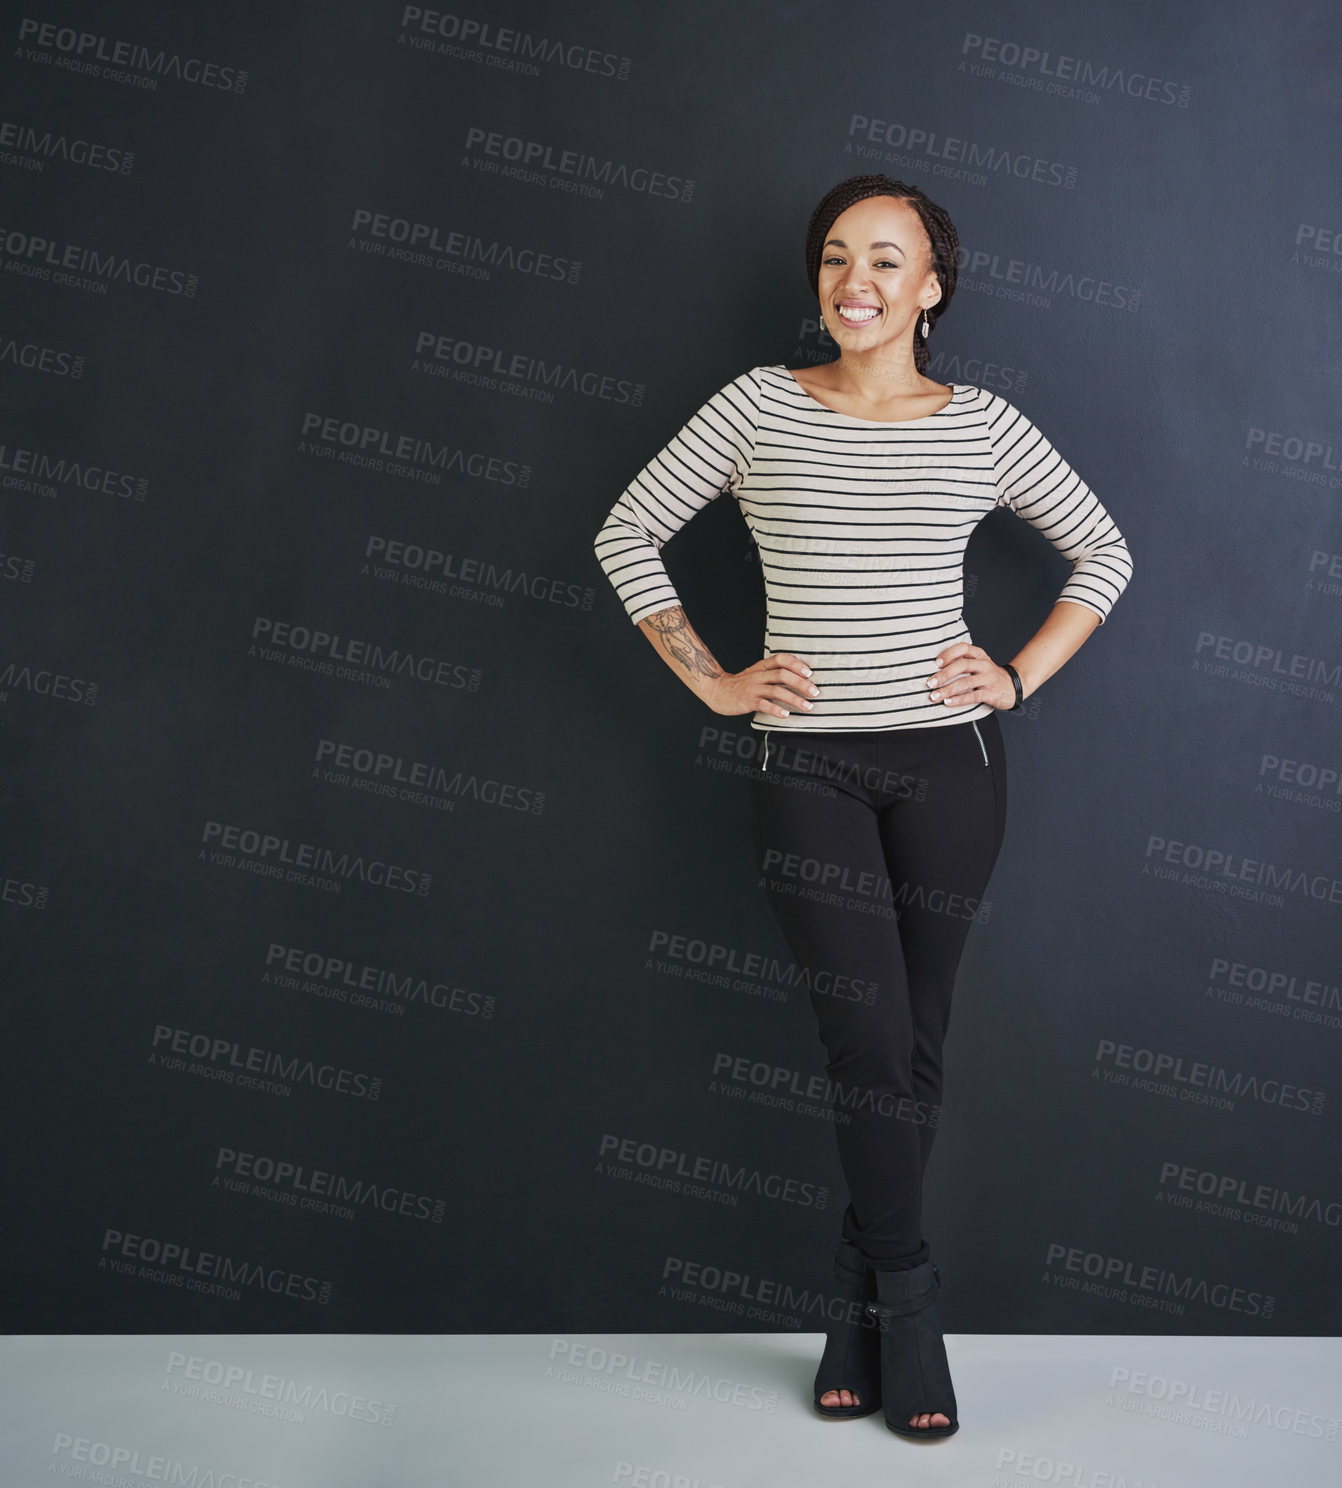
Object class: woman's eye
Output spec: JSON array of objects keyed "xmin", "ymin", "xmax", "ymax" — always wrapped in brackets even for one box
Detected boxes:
[{"xmin": 823, "ymin": 256, "xmax": 846, "ymax": 266}]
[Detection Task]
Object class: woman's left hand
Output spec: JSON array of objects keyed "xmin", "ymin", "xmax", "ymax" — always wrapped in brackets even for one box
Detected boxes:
[{"xmin": 926, "ymin": 644, "xmax": 1017, "ymax": 710}]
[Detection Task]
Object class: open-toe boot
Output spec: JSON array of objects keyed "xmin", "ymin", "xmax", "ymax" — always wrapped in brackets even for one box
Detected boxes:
[
  {"xmin": 871, "ymin": 1260, "xmax": 959, "ymax": 1438},
  {"xmin": 811, "ymin": 1240, "xmax": 883, "ymax": 1420}
]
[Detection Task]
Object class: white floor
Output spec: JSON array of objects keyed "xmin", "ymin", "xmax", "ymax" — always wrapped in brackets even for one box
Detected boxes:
[{"xmin": 3, "ymin": 1332, "xmax": 1338, "ymax": 1487}]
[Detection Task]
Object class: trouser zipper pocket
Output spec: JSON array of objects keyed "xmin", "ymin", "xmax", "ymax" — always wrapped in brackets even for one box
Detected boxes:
[
  {"xmin": 970, "ymin": 719, "xmax": 989, "ymax": 768},
  {"xmin": 761, "ymin": 729, "xmax": 773, "ymax": 772}
]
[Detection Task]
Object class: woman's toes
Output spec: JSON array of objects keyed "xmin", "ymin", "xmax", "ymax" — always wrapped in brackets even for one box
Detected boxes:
[
  {"xmin": 907, "ymin": 1410, "xmax": 950, "ymax": 1429},
  {"xmin": 821, "ymin": 1388, "xmax": 860, "ymax": 1408}
]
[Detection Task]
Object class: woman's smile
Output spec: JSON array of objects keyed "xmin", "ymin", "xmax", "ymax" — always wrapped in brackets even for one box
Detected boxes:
[{"xmin": 834, "ymin": 301, "xmax": 882, "ymax": 327}]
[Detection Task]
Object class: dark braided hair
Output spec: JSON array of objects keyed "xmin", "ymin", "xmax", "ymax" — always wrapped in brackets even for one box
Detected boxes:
[{"xmin": 805, "ymin": 175, "xmax": 960, "ymax": 374}]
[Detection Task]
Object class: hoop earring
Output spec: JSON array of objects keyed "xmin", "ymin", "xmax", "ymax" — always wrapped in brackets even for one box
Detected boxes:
[{"xmin": 920, "ymin": 309, "xmax": 931, "ymax": 340}]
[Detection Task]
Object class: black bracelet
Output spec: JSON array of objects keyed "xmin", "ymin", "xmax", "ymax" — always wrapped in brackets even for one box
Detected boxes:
[{"xmin": 1003, "ymin": 663, "xmax": 1024, "ymax": 712}]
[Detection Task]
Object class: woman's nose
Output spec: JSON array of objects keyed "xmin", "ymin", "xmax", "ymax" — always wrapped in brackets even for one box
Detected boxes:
[{"xmin": 840, "ymin": 263, "xmax": 871, "ymax": 291}]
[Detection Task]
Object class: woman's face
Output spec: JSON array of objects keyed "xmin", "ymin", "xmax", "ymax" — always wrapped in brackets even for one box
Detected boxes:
[{"xmin": 817, "ymin": 196, "xmax": 942, "ymax": 355}]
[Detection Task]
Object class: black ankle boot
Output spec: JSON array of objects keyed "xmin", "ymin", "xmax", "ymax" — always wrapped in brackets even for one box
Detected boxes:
[
  {"xmin": 870, "ymin": 1261, "xmax": 959, "ymax": 1438},
  {"xmin": 811, "ymin": 1240, "xmax": 883, "ymax": 1420}
]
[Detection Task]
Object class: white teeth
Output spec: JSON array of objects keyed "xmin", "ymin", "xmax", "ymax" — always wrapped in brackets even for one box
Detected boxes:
[{"xmin": 839, "ymin": 306, "xmax": 879, "ymax": 321}]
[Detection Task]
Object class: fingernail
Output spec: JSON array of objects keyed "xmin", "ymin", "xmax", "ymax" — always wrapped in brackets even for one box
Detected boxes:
[
  {"xmin": 802, "ymin": 667, "xmax": 812, "ymax": 677},
  {"xmin": 808, "ymin": 686, "xmax": 819, "ymax": 696},
  {"xmin": 929, "ymin": 691, "xmax": 940, "ymax": 701}
]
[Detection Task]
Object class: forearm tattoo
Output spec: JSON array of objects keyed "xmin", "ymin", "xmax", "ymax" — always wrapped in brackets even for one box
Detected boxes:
[{"xmin": 646, "ymin": 606, "xmax": 723, "ymax": 680}]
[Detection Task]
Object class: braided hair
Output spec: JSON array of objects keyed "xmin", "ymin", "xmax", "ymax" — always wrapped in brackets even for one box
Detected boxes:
[{"xmin": 805, "ymin": 174, "xmax": 960, "ymax": 374}]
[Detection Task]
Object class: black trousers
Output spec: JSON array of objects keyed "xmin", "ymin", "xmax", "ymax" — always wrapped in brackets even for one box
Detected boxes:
[{"xmin": 750, "ymin": 714, "xmax": 1007, "ymax": 1269}]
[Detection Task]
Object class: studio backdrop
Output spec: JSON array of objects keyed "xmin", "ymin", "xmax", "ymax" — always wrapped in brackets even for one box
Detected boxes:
[{"xmin": 2, "ymin": 0, "xmax": 1339, "ymax": 1335}]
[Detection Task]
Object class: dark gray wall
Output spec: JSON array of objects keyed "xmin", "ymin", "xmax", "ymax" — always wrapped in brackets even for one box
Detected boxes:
[{"xmin": 2, "ymin": 0, "xmax": 1339, "ymax": 1335}]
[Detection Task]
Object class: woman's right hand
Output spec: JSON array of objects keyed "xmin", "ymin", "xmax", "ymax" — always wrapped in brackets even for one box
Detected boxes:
[{"xmin": 704, "ymin": 654, "xmax": 819, "ymax": 718}]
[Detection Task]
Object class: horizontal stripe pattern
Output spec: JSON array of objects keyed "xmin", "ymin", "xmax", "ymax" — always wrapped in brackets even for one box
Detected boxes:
[{"xmin": 594, "ymin": 365, "xmax": 1132, "ymax": 732}]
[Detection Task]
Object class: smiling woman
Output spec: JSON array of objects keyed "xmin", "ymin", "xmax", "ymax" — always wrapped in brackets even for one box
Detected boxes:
[
  {"xmin": 796, "ymin": 183, "xmax": 960, "ymax": 421},
  {"xmin": 593, "ymin": 173, "xmax": 1132, "ymax": 1444}
]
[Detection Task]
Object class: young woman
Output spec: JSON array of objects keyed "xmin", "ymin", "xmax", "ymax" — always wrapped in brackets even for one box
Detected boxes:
[{"xmin": 594, "ymin": 174, "xmax": 1132, "ymax": 1439}]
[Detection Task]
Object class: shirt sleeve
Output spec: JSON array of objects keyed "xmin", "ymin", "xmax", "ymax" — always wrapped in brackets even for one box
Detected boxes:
[
  {"xmin": 983, "ymin": 393, "xmax": 1133, "ymax": 622},
  {"xmin": 594, "ymin": 370, "xmax": 760, "ymax": 624}
]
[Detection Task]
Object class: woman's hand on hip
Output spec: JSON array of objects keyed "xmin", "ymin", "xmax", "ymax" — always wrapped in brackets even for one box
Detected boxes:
[
  {"xmin": 926, "ymin": 644, "xmax": 1016, "ymax": 710},
  {"xmin": 705, "ymin": 653, "xmax": 819, "ymax": 717}
]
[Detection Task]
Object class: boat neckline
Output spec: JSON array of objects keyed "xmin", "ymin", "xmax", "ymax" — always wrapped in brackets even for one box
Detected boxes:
[{"xmin": 774, "ymin": 365, "xmax": 963, "ymax": 426}]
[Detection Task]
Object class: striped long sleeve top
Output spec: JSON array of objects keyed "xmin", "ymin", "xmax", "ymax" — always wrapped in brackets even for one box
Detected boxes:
[{"xmin": 594, "ymin": 365, "xmax": 1133, "ymax": 732}]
